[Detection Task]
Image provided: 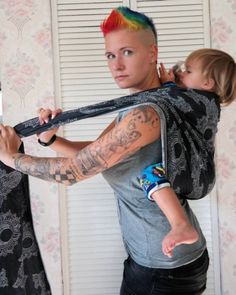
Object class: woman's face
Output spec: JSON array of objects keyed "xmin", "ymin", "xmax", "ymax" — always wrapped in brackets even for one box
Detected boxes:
[{"xmin": 104, "ymin": 29, "xmax": 158, "ymax": 93}]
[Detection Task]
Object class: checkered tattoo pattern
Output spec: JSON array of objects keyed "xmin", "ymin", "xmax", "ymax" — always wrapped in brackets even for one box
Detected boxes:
[{"xmin": 53, "ymin": 170, "xmax": 77, "ymax": 184}]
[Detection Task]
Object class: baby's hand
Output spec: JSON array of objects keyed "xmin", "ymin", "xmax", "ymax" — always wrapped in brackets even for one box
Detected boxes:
[{"xmin": 159, "ymin": 63, "xmax": 175, "ymax": 84}]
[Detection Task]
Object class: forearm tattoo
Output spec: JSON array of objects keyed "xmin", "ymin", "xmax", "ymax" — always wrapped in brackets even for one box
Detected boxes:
[
  {"xmin": 14, "ymin": 154, "xmax": 78, "ymax": 185},
  {"xmin": 13, "ymin": 106, "xmax": 159, "ymax": 184}
]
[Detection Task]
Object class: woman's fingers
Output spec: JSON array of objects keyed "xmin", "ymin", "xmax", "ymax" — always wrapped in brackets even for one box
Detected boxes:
[
  {"xmin": 36, "ymin": 108, "xmax": 62, "ymax": 143},
  {"xmin": 38, "ymin": 108, "xmax": 53, "ymax": 124},
  {"xmin": 0, "ymin": 125, "xmax": 22, "ymax": 151},
  {"xmin": 51, "ymin": 108, "xmax": 62, "ymax": 119},
  {"xmin": 37, "ymin": 108, "xmax": 62, "ymax": 124}
]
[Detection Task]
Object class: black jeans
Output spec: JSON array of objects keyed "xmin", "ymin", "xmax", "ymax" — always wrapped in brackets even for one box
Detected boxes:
[{"xmin": 120, "ymin": 249, "xmax": 209, "ymax": 295}]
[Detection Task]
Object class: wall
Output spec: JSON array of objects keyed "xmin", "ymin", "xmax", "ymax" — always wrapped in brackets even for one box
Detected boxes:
[
  {"xmin": 210, "ymin": 0, "xmax": 236, "ymax": 294},
  {"xmin": 0, "ymin": 1, "xmax": 236, "ymax": 294},
  {"xmin": 0, "ymin": 1, "xmax": 62, "ymax": 294}
]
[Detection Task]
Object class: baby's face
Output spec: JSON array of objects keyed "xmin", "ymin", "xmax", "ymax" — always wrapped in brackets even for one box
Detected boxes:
[{"xmin": 175, "ymin": 59, "xmax": 207, "ymax": 90}]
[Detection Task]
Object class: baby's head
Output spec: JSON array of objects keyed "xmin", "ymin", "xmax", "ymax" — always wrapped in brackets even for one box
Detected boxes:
[{"xmin": 179, "ymin": 48, "xmax": 236, "ymax": 105}]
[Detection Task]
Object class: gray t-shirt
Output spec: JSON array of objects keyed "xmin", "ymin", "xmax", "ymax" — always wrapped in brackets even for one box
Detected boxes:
[{"xmin": 102, "ymin": 106, "xmax": 206, "ymax": 269}]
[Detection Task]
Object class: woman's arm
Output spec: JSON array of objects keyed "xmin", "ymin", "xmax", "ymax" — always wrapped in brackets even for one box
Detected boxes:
[
  {"xmin": 41, "ymin": 119, "xmax": 116, "ymax": 157},
  {"xmin": 43, "ymin": 136, "xmax": 92, "ymax": 157},
  {"xmin": 39, "ymin": 111, "xmax": 116, "ymax": 157},
  {"xmin": 0, "ymin": 106, "xmax": 160, "ymax": 185},
  {"xmin": 37, "ymin": 107, "xmax": 92, "ymax": 157}
]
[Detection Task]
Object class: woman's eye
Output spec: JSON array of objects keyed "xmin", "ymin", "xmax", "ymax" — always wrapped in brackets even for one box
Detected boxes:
[
  {"xmin": 123, "ymin": 50, "xmax": 133, "ymax": 56},
  {"xmin": 106, "ymin": 53, "xmax": 115, "ymax": 60}
]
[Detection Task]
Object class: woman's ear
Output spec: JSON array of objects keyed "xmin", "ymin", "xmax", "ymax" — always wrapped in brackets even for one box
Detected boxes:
[
  {"xmin": 150, "ymin": 44, "xmax": 158, "ymax": 64},
  {"xmin": 203, "ymin": 78, "xmax": 215, "ymax": 91}
]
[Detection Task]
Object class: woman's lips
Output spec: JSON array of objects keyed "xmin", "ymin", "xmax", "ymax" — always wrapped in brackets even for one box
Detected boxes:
[{"xmin": 115, "ymin": 75, "xmax": 128, "ymax": 81}]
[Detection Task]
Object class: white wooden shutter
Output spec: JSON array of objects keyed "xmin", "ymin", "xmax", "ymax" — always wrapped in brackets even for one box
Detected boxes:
[
  {"xmin": 52, "ymin": 1, "xmax": 129, "ymax": 295},
  {"xmin": 131, "ymin": 0, "xmax": 210, "ymax": 67},
  {"xmin": 51, "ymin": 1, "xmax": 221, "ymax": 294}
]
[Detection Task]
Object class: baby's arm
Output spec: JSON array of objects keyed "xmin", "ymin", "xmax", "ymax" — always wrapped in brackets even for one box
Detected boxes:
[{"xmin": 139, "ymin": 163, "xmax": 198, "ymax": 257}]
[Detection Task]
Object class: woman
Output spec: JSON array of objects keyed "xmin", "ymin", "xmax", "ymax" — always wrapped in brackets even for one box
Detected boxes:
[{"xmin": 0, "ymin": 7, "xmax": 217, "ymax": 294}]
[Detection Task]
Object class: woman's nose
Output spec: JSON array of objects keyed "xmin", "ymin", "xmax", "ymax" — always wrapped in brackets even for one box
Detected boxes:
[{"xmin": 113, "ymin": 57, "xmax": 125, "ymax": 71}]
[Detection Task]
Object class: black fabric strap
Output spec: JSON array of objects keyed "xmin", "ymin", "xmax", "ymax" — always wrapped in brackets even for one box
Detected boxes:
[
  {"xmin": 14, "ymin": 89, "xmax": 157, "ymax": 138},
  {"xmin": 13, "ymin": 87, "xmax": 220, "ymax": 200}
]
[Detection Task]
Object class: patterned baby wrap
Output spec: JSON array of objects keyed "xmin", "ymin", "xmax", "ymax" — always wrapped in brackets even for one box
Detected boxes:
[
  {"xmin": 0, "ymin": 144, "xmax": 51, "ymax": 294},
  {"xmin": 14, "ymin": 86, "xmax": 220, "ymax": 200}
]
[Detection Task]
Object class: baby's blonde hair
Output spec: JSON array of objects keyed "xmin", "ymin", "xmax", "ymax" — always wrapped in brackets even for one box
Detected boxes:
[{"xmin": 186, "ymin": 48, "xmax": 236, "ymax": 105}]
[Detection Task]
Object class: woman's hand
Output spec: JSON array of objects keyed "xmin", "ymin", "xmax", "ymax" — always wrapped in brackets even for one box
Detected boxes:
[
  {"xmin": 159, "ymin": 62, "xmax": 175, "ymax": 84},
  {"xmin": 0, "ymin": 124, "xmax": 22, "ymax": 167},
  {"xmin": 37, "ymin": 107, "xmax": 62, "ymax": 143}
]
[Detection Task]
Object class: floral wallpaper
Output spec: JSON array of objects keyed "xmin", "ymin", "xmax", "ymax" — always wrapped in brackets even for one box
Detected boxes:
[
  {"xmin": 0, "ymin": 0, "xmax": 235, "ymax": 294},
  {"xmin": 0, "ymin": 1, "xmax": 62, "ymax": 295},
  {"xmin": 210, "ymin": 0, "xmax": 236, "ymax": 294}
]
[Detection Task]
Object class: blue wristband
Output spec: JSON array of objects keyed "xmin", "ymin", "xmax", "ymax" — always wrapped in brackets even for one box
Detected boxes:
[
  {"xmin": 139, "ymin": 163, "xmax": 170, "ymax": 201},
  {"xmin": 162, "ymin": 81, "xmax": 176, "ymax": 87}
]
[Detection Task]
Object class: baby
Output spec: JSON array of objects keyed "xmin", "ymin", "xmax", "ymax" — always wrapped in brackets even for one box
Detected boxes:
[{"xmin": 139, "ymin": 48, "xmax": 236, "ymax": 257}]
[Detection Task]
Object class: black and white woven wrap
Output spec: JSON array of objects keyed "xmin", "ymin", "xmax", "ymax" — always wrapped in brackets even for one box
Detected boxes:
[{"xmin": 14, "ymin": 86, "xmax": 220, "ymax": 200}]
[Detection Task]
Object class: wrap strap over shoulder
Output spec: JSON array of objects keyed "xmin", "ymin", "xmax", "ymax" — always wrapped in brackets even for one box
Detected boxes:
[{"xmin": 14, "ymin": 87, "xmax": 220, "ymax": 200}]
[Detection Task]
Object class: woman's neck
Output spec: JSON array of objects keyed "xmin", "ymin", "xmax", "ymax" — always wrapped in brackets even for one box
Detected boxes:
[{"xmin": 129, "ymin": 69, "xmax": 161, "ymax": 94}]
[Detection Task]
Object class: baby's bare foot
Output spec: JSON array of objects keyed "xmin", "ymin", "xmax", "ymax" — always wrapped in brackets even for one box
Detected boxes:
[{"xmin": 162, "ymin": 224, "xmax": 199, "ymax": 257}]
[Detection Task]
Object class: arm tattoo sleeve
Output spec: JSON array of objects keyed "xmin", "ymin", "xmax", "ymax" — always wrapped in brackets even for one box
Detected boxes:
[
  {"xmin": 72, "ymin": 106, "xmax": 159, "ymax": 177},
  {"xmin": 13, "ymin": 106, "xmax": 159, "ymax": 184},
  {"xmin": 14, "ymin": 154, "xmax": 78, "ymax": 185}
]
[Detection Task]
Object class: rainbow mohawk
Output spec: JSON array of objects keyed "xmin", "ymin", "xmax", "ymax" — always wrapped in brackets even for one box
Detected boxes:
[{"xmin": 100, "ymin": 7, "xmax": 157, "ymax": 42}]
